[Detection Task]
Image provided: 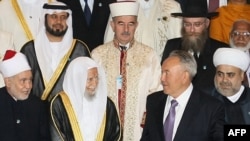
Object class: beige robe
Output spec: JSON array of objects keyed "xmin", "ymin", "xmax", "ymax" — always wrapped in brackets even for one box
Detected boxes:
[
  {"xmin": 104, "ymin": 0, "xmax": 182, "ymax": 58},
  {"xmin": 0, "ymin": 30, "xmax": 14, "ymax": 87},
  {"xmin": 91, "ymin": 40, "xmax": 162, "ymax": 141},
  {"xmin": 0, "ymin": 0, "xmax": 52, "ymax": 51}
]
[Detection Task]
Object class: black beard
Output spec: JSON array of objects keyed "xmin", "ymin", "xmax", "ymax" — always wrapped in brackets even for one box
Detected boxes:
[
  {"xmin": 45, "ymin": 19, "xmax": 68, "ymax": 37},
  {"xmin": 181, "ymin": 28, "xmax": 208, "ymax": 53}
]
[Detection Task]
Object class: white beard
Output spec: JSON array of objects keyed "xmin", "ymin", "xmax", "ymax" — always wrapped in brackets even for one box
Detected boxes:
[{"xmin": 230, "ymin": 38, "xmax": 250, "ymax": 52}]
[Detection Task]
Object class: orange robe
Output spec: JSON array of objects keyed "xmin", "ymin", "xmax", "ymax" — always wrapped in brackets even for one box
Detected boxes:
[{"xmin": 209, "ymin": 3, "xmax": 250, "ymax": 44}]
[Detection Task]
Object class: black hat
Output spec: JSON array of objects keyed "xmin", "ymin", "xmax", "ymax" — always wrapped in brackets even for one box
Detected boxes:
[{"xmin": 171, "ymin": 0, "xmax": 218, "ymax": 18}]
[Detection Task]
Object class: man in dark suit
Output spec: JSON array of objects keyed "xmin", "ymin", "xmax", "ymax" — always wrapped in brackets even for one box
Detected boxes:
[
  {"xmin": 58, "ymin": 0, "xmax": 116, "ymax": 51},
  {"xmin": 141, "ymin": 50, "xmax": 225, "ymax": 141},
  {"xmin": 161, "ymin": 0, "xmax": 228, "ymax": 96}
]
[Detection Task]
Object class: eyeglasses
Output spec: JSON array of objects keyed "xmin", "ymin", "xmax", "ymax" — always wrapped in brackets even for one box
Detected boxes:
[
  {"xmin": 231, "ymin": 31, "xmax": 250, "ymax": 38},
  {"xmin": 183, "ymin": 21, "xmax": 205, "ymax": 28}
]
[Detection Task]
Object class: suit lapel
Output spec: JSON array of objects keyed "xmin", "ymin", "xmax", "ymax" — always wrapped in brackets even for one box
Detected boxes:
[
  {"xmin": 174, "ymin": 89, "xmax": 200, "ymax": 141},
  {"xmin": 155, "ymin": 93, "xmax": 168, "ymax": 140}
]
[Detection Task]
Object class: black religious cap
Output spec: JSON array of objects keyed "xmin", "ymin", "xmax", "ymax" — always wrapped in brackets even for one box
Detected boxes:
[
  {"xmin": 43, "ymin": 2, "xmax": 70, "ymax": 10},
  {"xmin": 171, "ymin": 0, "xmax": 218, "ymax": 18}
]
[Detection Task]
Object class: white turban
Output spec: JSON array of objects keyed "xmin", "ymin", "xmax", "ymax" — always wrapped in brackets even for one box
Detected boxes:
[
  {"xmin": 0, "ymin": 50, "xmax": 31, "ymax": 77},
  {"xmin": 213, "ymin": 48, "xmax": 250, "ymax": 71},
  {"xmin": 109, "ymin": 1, "xmax": 139, "ymax": 17}
]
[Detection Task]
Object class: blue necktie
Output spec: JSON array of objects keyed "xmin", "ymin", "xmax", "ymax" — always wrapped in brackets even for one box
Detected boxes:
[
  {"xmin": 84, "ymin": 0, "xmax": 91, "ymax": 25},
  {"xmin": 164, "ymin": 99, "xmax": 178, "ymax": 141}
]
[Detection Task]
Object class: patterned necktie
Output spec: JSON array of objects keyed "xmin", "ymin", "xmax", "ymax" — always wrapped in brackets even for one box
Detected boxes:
[
  {"xmin": 164, "ymin": 99, "xmax": 178, "ymax": 141},
  {"xmin": 84, "ymin": 0, "xmax": 91, "ymax": 25},
  {"xmin": 208, "ymin": 0, "xmax": 219, "ymax": 12},
  {"xmin": 118, "ymin": 45, "xmax": 127, "ymax": 128}
]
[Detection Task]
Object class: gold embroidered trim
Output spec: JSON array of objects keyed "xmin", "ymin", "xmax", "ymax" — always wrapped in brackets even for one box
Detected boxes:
[
  {"xmin": 50, "ymin": 94, "xmax": 65, "ymax": 140},
  {"xmin": 41, "ymin": 39, "xmax": 77, "ymax": 100},
  {"xmin": 11, "ymin": 0, "xmax": 53, "ymax": 40},
  {"xmin": 51, "ymin": 92, "xmax": 107, "ymax": 141},
  {"xmin": 96, "ymin": 112, "xmax": 106, "ymax": 140},
  {"xmin": 59, "ymin": 92, "xmax": 83, "ymax": 140},
  {"xmin": 12, "ymin": 0, "xmax": 33, "ymax": 40}
]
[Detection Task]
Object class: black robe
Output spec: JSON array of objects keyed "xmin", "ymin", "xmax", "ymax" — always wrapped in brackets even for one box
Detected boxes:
[
  {"xmin": 212, "ymin": 87, "xmax": 250, "ymax": 124},
  {"xmin": 20, "ymin": 40, "xmax": 90, "ymax": 101},
  {"xmin": 161, "ymin": 37, "xmax": 228, "ymax": 95},
  {"xmin": 50, "ymin": 95, "xmax": 121, "ymax": 141},
  {"xmin": 0, "ymin": 87, "xmax": 51, "ymax": 141}
]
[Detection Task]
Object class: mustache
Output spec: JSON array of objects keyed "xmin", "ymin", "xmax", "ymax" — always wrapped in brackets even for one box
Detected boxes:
[
  {"xmin": 121, "ymin": 32, "xmax": 130, "ymax": 36},
  {"xmin": 219, "ymin": 82, "xmax": 231, "ymax": 87},
  {"xmin": 53, "ymin": 24, "xmax": 63, "ymax": 28}
]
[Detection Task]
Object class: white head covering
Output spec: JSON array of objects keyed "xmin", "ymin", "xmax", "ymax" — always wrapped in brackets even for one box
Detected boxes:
[
  {"xmin": 213, "ymin": 48, "xmax": 250, "ymax": 71},
  {"xmin": 34, "ymin": 1, "xmax": 73, "ymax": 81},
  {"xmin": 0, "ymin": 50, "xmax": 31, "ymax": 77},
  {"xmin": 109, "ymin": 1, "xmax": 139, "ymax": 17},
  {"xmin": 63, "ymin": 57, "xmax": 107, "ymax": 141}
]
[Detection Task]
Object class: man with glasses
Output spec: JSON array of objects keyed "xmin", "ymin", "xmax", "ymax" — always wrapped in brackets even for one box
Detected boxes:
[
  {"xmin": 161, "ymin": 0, "xmax": 228, "ymax": 96},
  {"xmin": 209, "ymin": 0, "xmax": 250, "ymax": 44},
  {"xmin": 229, "ymin": 19, "xmax": 250, "ymax": 87}
]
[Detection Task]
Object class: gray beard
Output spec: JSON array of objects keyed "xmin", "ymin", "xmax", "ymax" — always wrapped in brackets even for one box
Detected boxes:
[
  {"xmin": 181, "ymin": 28, "xmax": 208, "ymax": 53},
  {"xmin": 229, "ymin": 38, "xmax": 250, "ymax": 52}
]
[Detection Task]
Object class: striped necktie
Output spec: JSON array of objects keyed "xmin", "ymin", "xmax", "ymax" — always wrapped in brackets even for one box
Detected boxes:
[
  {"xmin": 164, "ymin": 99, "xmax": 178, "ymax": 141},
  {"xmin": 84, "ymin": 0, "xmax": 91, "ymax": 25}
]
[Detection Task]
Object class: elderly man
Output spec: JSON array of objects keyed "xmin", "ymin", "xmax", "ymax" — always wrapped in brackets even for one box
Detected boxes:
[
  {"xmin": 212, "ymin": 48, "xmax": 250, "ymax": 124},
  {"xmin": 141, "ymin": 50, "xmax": 224, "ymax": 141},
  {"xmin": 91, "ymin": 1, "xmax": 162, "ymax": 140},
  {"xmin": 20, "ymin": 1, "xmax": 90, "ymax": 101},
  {"xmin": 0, "ymin": 50, "xmax": 50, "ymax": 140},
  {"xmin": 229, "ymin": 19, "xmax": 250, "ymax": 86},
  {"xmin": 209, "ymin": 0, "xmax": 250, "ymax": 44},
  {"xmin": 161, "ymin": 0, "xmax": 228, "ymax": 96},
  {"xmin": 50, "ymin": 57, "xmax": 121, "ymax": 141}
]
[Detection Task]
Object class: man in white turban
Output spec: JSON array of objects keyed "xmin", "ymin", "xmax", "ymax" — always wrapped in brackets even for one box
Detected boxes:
[
  {"xmin": 0, "ymin": 50, "xmax": 50, "ymax": 140},
  {"xmin": 20, "ymin": 1, "xmax": 90, "ymax": 101},
  {"xmin": 212, "ymin": 47, "xmax": 250, "ymax": 124},
  {"xmin": 50, "ymin": 57, "xmax": 121, "ymax": 141},
  {"xmin": 92, "ymin": 1, "xmax": 162, "ymax": 140},
  {"xmin": 104, "ymin": 0, "xmax": 183, "ymax": 58}
]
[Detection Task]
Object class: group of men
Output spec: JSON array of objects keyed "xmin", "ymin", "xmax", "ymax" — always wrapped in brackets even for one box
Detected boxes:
[{"xmin": 0, "ymin": 0, "xmax": 250, "ymax": 141}]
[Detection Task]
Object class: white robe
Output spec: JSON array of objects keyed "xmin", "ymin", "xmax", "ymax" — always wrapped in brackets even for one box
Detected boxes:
[
  {"xmin": 91, "ymin": 40, "xmax": 162, "ymax": 141},
  {"xmin": 0, "ymin": 0, "xmax": 52, "ymax": 51}
]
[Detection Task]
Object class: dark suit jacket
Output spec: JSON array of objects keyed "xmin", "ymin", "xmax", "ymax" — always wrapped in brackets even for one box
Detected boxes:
[
  {"xmin": 58, "ymin": 0, "xmax": 116, "ymax": 51},
  {"xmin": 161, "ymin": 38, "xmax": 228, "ymax": 95},
  {"xmin": 141, "ymin": 89, "xmax": 225, "ymax": 141}
]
